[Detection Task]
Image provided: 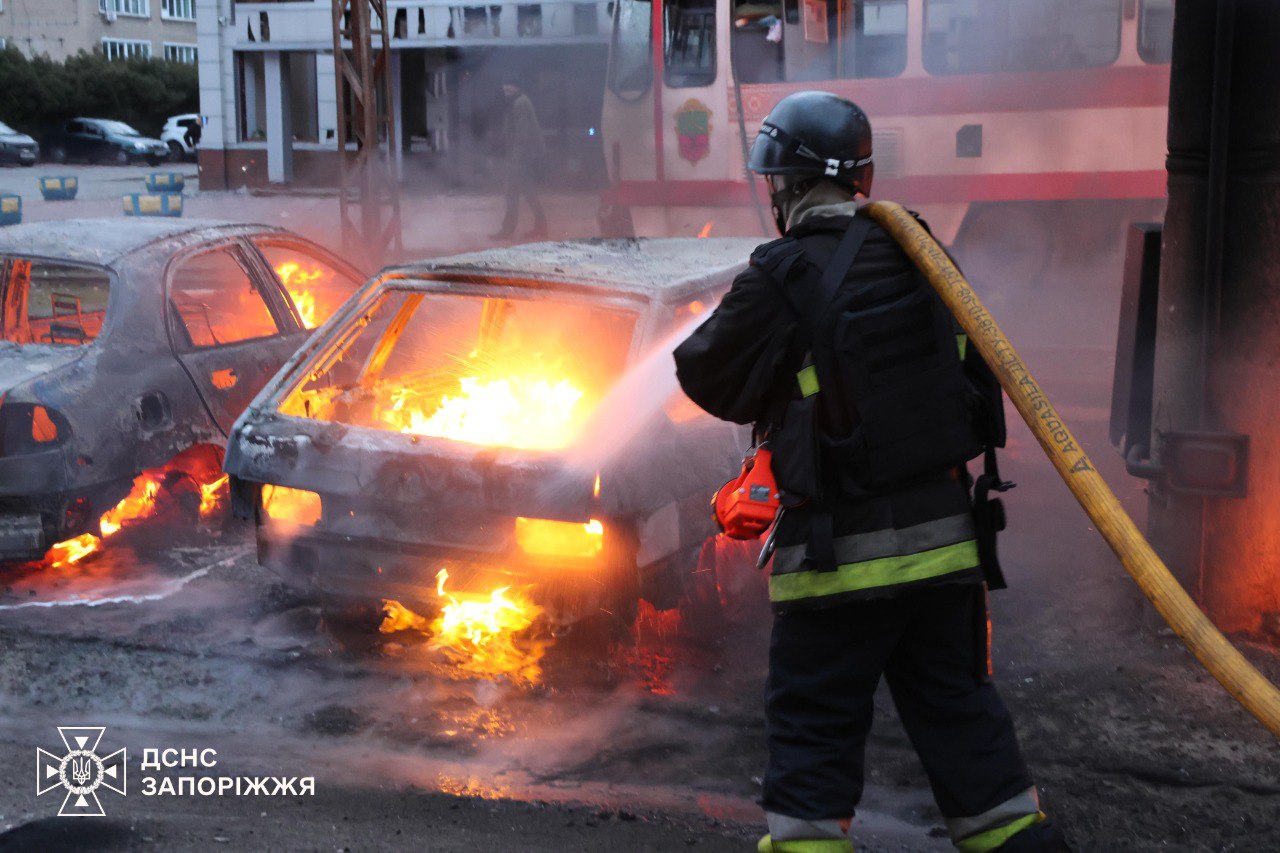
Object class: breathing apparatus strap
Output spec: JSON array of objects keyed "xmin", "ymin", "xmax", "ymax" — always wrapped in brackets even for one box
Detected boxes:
[
  {"xmin": 794, "ymin": 216, "xmax": 874, "ymax": 573},
  {"xmin": 973, "ymin": 445, "xmax": 1015, "ymax": 590}
]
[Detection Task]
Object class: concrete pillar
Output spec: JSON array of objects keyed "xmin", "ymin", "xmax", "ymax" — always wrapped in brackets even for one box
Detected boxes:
[
  {"xmin": 1150, "ymin": 0, "xmax": 1280, "ymax": 634},
  {"xmin": 389, "ymin": 50, "xmax": 404, "ymax": 179},
  {"xmin": 264, "ymin": 51, "xmax": 294, "ymax": 184}
]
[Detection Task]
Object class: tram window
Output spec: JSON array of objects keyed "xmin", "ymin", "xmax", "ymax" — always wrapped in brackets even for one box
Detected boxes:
[
  {"xmin": 839, "ymin": 0, "xmax": 908, "ymax": 79},
  {"xmin": 732, "ymin": 2, "xmax": 784, "ymax": 84},
  {"xmin": 666, "ymin": 0, "xmax": 718, "ymax": 87},
  {"xmin": 608, "ymin": 0, "xmax": 654, "ymax": 98},
  {"xmin": 1138, "ymin": 0, "xmax": 1173, "ymax": 64},
  {"xmin": 923, "ymin": 0, "xmax": 1122, "ymax": 75}
]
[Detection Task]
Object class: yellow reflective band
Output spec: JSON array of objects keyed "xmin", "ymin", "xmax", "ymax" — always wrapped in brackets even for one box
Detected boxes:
[
  {"xmin": 757, "ymin": 836, "xmax": 854, "ymax": 853},
  {"xmin": 139, "ymin": 195, "xmax": 162, "ymax": 214},
  {"xmin": 122, "ymin": 196, "xmax": 133, "ymax": 213},
  {"xmin": 956, "ymin": 813, "xmax": 1045, "ymax": 853},
  {"xmin": 171, "ymin": 195, "xmax": 183, "ymax": 211},
  {"xmin": 0, "ymin": 197, "xmax": 18, "ymax": 213},
  {"xmin": 957, "ymin": 333, "xmax": 968, "ymax": 360},
  {"xmin": 797, "ymin": 365, "xmax": 820, "ymax": 398},
  {"xmin": 769, "ymin": 540, "xmax": 979, "ymax": 602},
  {"xmin": 66, "ymin": 178, "xmax": 77, "ymax": 189}
]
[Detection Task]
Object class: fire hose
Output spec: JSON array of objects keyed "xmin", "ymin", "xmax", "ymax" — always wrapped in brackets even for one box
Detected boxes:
[{"xmin": 864, "ymin": 200, "xmax": 1280, "ymax": 739}]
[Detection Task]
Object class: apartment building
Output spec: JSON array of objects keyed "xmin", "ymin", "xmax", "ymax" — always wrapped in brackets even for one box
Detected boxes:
[
  {"xmin": 0, "ymin": 1, "xmax": 198, "ymax": 63},
  {"xmin": 194, "ymin": 0, "xmax": 611, "ymax": 190}
]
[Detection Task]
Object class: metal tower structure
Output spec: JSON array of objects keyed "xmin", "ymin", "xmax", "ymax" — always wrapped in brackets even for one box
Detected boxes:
[{"xmin": 332, "ymin": 0, "xmax": 403, "ymax": 265}]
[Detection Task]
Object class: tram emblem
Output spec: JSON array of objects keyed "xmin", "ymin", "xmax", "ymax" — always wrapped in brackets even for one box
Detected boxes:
[{"xmin": 676, "ymin": 99, "xmax": 712, "ymax": 165}]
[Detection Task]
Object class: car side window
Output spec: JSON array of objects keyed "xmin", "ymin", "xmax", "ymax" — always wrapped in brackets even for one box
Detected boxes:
[
  {"xmin": 0, "ymin": 257, "xmax": 111, "ymax": 346},
  {"xmin": 254, "ymin": 242, "xmax": 362, "ymax": 330},
  {"xmin": 169, "ymin": 247, "xmax": 281, "ymax": 348}
]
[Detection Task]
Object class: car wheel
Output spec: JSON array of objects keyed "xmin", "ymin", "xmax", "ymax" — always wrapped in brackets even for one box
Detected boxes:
[
  {"xmin": 48, "ymin": 146, "xmax": 67, "ymax": 164},
  {"xmin": 146, "ymin": 154, "xmax": 163, "ymax": 167},
  {"xmin": 167, "ymin": 141, "xmax": 185, "ymax": 161},
  {"xmin": 320, "ymin": 598, "xmax": 390, "ymax": 652},
  {"xmin": 20, "ymin": 160, "xmax": 35, "ymax": 168},
  {"xmin": 115, "ymin": 149, "xmax": 130, "ymax": 167}
]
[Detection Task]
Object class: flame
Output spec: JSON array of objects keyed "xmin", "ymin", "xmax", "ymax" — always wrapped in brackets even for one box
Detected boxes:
[
  {"xmin": 697, "ymin": 220, "xmax": 714, "ymax": 238},
  {"xmin": 430, "ymin": 569, "xmax": 545, "ymax": 684},
  {"xmin": 275, "ymin": 261, "xmax": 324, "ymax": 329},
  {"xmin": 514, "ymin": 517, "xmax": 604, "ymax": 560},
  {"xmin": 99, "ymin": 475, "xmax": 162, "ymax": 537},
  {"xmin": 380, "ymin": 569, "xmax": 544, "ymax": 684},
  {"xmin": 379, "ymin": 375, "xmax": 585, "ymax": 451},
  {"xmin": 199, "ymin": 474, "xmax": 230, "ymax": 520},
  {"xmin": 261, "ymin": 485, "xmax": 322, "ymax": 526},
  {"xmin": 46, "ymin": 533, "xmax": 101, "ymax": 568},
  {"xmin": 43, "ymin": 450, "xmax": 227, "ymax": 569}
]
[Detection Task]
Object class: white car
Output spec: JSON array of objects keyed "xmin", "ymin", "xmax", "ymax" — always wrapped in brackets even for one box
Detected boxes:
[{"xmin": 160, "ymin": 114, "xmax": 202, "ymax": 161}]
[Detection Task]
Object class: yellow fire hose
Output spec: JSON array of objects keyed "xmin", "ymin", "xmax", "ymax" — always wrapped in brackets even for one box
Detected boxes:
[{"xmin": 865, "ymin": 200, "xmax": 1280, "ymax": 738}]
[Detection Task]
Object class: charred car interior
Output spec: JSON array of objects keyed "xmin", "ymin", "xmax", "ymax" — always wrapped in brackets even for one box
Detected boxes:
[{"xmin": 226, "ymin": 239, "xmax": 765, "ymax": 634}]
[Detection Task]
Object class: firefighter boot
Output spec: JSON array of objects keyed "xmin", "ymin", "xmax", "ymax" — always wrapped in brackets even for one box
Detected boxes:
[
  {"xmin": 756, "ymin": 835, "xmax": 854, "ymax": 853},
  {"xmin": 990, "ymin": 818, "xmax": 1071, "ymax": 852}
]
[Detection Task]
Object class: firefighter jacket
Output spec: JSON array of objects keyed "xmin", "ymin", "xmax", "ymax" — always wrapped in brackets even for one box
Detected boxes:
[{"xmin": 674, "ymin": 203, "xmax": 985, "ymax": 611}]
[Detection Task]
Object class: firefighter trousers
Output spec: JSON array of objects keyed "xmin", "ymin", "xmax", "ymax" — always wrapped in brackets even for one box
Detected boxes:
[{"xmin": 762, "ymin": 583, "xmax": 1037, "ymax": 840}]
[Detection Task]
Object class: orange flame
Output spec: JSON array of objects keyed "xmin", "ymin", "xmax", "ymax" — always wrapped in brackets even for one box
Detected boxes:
[
  {"xmin": 199, "ymin": 474, "xmax": 230, "ymax": 520},
  {"xmin": 380, "ymin": 569, "xmax": 545, "ymax": 684},
  {"xmin": 697, "ymin": 220, "xmax": 714, "ymax": 238},
  {"xmin": 261, "ymin": 485, "xmax": 322, "ymax": 526},
  {"xmin": 275, "ymin": 261, "xmax": 324, "ymax": 329},
  {"xmin": 43, "ymin": 452, "xmax": 228, "ymax": 569},
  {"xmin": 379, "ymin": 375, "xmax": 585, "ymax": 451}
]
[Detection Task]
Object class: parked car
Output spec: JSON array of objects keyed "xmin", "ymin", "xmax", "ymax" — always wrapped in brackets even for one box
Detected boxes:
[
  {"xmin": 42, "ymin": 118, "xmax": 169, "ymax": 167},
  {"xmin": 224, "ymin": 239, "xmax": 768, "ymax": 631},
  {"xmin": 160, "ymin": 113, "xmax": 202, "ymax": 162},
  {"xmin": 0, "ymin": 219, "xmax": 364, "ymax": 564},
  {"xmin": 0, "ymin": 120, "xmax": 38, "ymax": 167}
]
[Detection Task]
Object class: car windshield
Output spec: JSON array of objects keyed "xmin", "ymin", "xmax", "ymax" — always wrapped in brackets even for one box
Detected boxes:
[
  {"xmin": 0, "ymin": 121, "xmax": 16, "ymax": 135},
  {"xmin": 1, "ymin": 257, "xmax": 112, "ymax": 346},
  {"xmin": 97, "ymin": 121, "xmax": 141, "ymax": 137},
  {"xmin": 279, "ymin": 288, "xmax": 638, "ymax": 451}
]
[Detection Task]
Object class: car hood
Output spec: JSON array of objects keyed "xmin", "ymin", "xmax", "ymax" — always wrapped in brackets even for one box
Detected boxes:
[
  {"xmin": 0, "ymin": 131, "xmax": 36, "ymax": 146},
  {"xmin": 0, "ymin": 342, "xmax": 86, "ymax": 398}
]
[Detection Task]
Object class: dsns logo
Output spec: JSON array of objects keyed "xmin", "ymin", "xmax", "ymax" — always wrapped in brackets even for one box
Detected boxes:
[{"xmin": 36, "ymin": 727, "xmax": 127, "ymax": 816}]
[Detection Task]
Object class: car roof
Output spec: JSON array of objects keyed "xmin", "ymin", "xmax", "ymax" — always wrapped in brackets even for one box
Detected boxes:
[
  {"xmin": 0, "ymin": 219, "xmax": 286, "ymax": 266},
  {"xmin": 389, "ymin": 238, "xmax": 758, "ymax": 303}
]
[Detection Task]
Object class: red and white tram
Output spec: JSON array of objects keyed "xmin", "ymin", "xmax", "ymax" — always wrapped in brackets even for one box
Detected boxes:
[{"xmin": 600, "ymin": 0, "xmax": 1173, "ymax": 271}]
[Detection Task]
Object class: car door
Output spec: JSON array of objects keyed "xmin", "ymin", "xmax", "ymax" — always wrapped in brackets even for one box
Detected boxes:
[
  {"xmin": 247, "ymin": 237, "xmax": 365, "ymax": 331},
  {"xmin": 63, "ymin": 121, "xmax": 89, "ymax": 160},
  {"xmin": 166, "ymin": 240, "xmax": 306, "ymax": 435}
]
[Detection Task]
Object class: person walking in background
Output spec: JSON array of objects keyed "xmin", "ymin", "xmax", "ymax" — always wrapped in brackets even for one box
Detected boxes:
[{"xmin": 491, "ymin": 74, "xmax": 548, "ymax": 240}]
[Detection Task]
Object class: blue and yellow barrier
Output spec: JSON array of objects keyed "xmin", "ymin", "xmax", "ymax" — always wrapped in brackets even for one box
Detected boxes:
[
  {"xmin": 143, "ymin": 173, "xmax": 185, "ymax": 194},
  {"xmin": 38, "ymin": 176, "xmax": 79, "ymax": 201},
  {"xmin": 123, "ymin": 193, "xmax": 183, "ymax": 218},
  {"xmin": 0, "ymin": 195, "xmax": 21, "ymax": 226}
]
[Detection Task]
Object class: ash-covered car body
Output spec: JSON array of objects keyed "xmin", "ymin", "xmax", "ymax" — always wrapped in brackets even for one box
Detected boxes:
[
  {"xmin": 0, "ymin": 219, "xmax": 363, "ymax": 562},
  {"xmin": 225, "ymin": 239, "xmax": 761, "ymax": 624}
]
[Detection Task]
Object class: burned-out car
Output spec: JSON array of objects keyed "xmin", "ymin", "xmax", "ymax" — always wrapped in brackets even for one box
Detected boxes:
[
  {"xmin": 225, "ymin": 239, "xmax": 765, "ymax": 628},
  {"xmin": 0, "ymin": 220, "xmax": 363, "ymax": 564}
]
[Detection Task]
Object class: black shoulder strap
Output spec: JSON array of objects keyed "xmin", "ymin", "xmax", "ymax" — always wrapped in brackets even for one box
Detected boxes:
[{"xmin": 791, "ymin": 215, "xmax": 875, "ymax": 340}]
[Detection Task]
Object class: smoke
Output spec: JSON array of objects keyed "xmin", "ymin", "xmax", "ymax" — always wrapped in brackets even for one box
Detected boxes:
[{"xmin": 567, "ymin": 308, "xmax": 712, "ymax": 475}]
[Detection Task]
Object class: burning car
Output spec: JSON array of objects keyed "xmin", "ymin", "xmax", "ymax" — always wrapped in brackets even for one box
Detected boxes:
[
  {"xmin": 225, "ymin": 239, "xmax": 764, "ymax": 632},
  {"xmin": 0, "ymin": 219, "xmax": 363, "ymax": 566}
]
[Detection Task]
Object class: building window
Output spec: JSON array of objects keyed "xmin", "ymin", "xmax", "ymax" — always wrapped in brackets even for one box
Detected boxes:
[
  {"xmin": 161, "ymin": 0, "xmax": 195, "ymax": 20},
  {"xmin": 163, "ymin": 43, "xmax": 198, "ymax": 63},
  {"xmin": 102, "ymin": 0, "xmax": 152, "ymax": 18},
  {"xmin": 101, "ymin": 38, "xmax": 153, "ymax": 61},
  {"xmin": 923, "ymin": 0, "xmax": 1122, "ymax": 75}
]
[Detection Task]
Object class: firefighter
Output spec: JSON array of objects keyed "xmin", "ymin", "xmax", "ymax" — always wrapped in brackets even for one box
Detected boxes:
[
  {"xmin": 491, "ymin": 74, "xmax": 548, "ymax": 241},
  {"xmin": 673, "ymin": 91, "xmax": 1070, "ymax": 853}
]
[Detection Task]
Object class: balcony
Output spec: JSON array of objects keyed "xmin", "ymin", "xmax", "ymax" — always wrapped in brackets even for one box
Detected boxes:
[{"xmin": 232, "ymin": 0, "xmax": 611, "ymax": 49}]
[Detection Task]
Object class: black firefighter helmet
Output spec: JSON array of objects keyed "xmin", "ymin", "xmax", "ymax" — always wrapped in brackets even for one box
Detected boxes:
[{"xmin": 748, "ymin": 91, "xmax": 874, "ymax": 230}]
